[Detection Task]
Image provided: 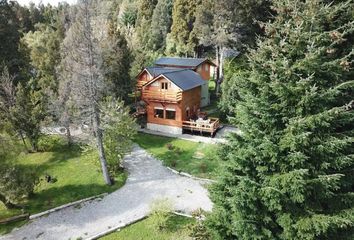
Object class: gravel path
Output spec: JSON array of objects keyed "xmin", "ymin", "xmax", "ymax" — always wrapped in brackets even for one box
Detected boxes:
[{"xmin": 1, "ymin": 146, "xmax": 212, "ymax": 240}]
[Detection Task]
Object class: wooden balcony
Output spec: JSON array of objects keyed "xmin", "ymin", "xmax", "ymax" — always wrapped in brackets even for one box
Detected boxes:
[
  {"xmin": 182, "ymin": 117, "xmax": 220, "ymax": 136},
  {"xmin": 142, "ymin": 90, "xmax": 182, "ymax": 102}
]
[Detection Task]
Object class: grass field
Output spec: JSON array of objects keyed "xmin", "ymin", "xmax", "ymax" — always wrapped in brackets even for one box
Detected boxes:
[
  {"xmin": 134, "ymin": 133, "xmax": 220, "ymax": 179},
  {"xmin": 0, "ymin": 135, "xmax": 127, "ymax": 235},
  {"xmin": 101, "ymin": 214, "xmax": 194, "ymax": 240}
]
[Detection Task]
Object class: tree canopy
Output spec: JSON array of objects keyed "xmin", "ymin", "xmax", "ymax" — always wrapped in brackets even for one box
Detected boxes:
[{"xmin": 207, "ymin": 0, "xmax": 354, "ymax": 239}]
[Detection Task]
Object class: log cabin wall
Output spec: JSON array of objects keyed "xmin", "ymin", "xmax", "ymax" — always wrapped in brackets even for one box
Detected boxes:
[
  {"xmin": 137, "ymin": 70, "xmax": 153, "ymax": 88},
  {"xmin": 181, "ymin": 87, "xmax": 201, "ymax": 121},
  {"xmin": 146, "ymin": 102, "xmax": 182, "ymax": 127},
  {"xmin": 195, "ymin": 63, "xmax": 212, "ymax": 81}
]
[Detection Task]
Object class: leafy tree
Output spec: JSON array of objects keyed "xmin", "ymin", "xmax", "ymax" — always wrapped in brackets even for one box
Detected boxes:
[
  {"xmin": 207, "ymin": 0, "xmax": 354, "ymax": 239},
  {"xmin": 194, "ymin": 0, "xmax": 271, "ymax": 93},
  {"xmin": 101, "ymin": 97, "xmax": 136, "ymax": 176}
]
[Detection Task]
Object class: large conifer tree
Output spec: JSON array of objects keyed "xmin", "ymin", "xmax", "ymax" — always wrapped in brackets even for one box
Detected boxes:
[{"xmin": 207, "ymin": 0, "xmax": 354, "ymax": 239}]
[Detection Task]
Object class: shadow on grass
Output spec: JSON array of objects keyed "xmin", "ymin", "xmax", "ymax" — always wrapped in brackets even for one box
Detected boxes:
[{"xmin": 26, "ymin": 177, "xmax": 126, "ymax": 214}]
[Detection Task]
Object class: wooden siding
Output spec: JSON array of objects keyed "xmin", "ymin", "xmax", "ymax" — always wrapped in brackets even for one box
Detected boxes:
[
  {"xmin": 144, "ymin": 86, "xmax": 201, "ymax": 127},
  {"xmin": 136, "ymin": 70, "xmax": 153, "ymax": 89},
  {"xmin": 181, "ymin": 87, "xmax": 201, "ymax": 121},
  {"xmin": 146, "ymin": 102, "xmax": 182, "ymax": 127},
  {"xmin": 196, "ymin": 63, "xmax": 212, "ymax": 81}
]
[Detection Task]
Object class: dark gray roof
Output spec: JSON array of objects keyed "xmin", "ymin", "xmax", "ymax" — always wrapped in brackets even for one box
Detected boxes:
[
  {"xmin": 145, "ymin": 67, "xmax": 181, "ymax": 77},
  {"xmin": 154, "ymin": 57, "xmax": 208, "ymax": 68},
  {"xmin": 162, "ymin": 70, "xmax": 205, "ymax": 91}
]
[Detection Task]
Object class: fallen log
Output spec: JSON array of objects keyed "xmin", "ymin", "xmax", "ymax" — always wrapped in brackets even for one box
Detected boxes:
[{"xmin": 0, "ymin": 213, "xmax": 29, "ymax": 225}]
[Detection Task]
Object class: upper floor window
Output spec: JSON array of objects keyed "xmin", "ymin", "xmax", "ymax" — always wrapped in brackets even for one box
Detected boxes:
[
  {"xmin": 205, "ymin": 64, "xmax": 209, "ymax": 71},
  {"xmin": 161, "ymin": 82, "xmax": 168, "ymax": 90},
  {"xmin": 197, "ymin": 66, "xmax": 202, "ymax": 72}
]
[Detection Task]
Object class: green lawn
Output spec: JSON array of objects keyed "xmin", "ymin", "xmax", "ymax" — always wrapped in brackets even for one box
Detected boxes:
[
  {"xmin": 101, "ymin": 214, "xmax": 194, "ymax": 240},
  {"xmin": 0, "ymin": 136, "xmax": 127, "ymax": 235},
  {"xmin": 134, "ymin": 133, "xmax": 220, "ymax": 179}
]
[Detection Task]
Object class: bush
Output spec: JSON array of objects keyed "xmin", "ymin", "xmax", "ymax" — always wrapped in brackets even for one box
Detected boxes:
[
  {"xmin": 189, "ymin": 208, "xmax": 211, "ymax": 240},
  {"xmin": 149, "ymin": 198, "xmax": 173, "ymax": 231},
  {"xmin": 166, "ymin": 143, "xmax": 174, "ymax": 150},
  {"xmin": 199, "ymin": 162, "xmax": 207, "ymax": 173},
  {"xmin": 0, "ymin": 163, "xmax": 38, "ymax": 208},
  {"xmin": 37, "ymin": 135, "xmax": 66, "ymax": 152},
  {"xmin": 101, "ymin": 98, "xmax": 137, "ymax": 177}
]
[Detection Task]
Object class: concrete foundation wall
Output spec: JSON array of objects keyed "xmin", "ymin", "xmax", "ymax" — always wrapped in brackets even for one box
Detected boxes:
[{"xmin": 147, "ymin": 123, "xmax": 183, "ymax": 135}]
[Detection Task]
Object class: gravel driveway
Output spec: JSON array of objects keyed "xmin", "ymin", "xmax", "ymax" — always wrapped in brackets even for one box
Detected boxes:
[{"xmin": 1, "ymin": 146, "xmax": 212, "ymax": 240}]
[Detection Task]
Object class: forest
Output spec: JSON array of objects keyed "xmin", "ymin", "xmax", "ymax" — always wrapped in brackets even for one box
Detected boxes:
[{"xmin": 0, "ymin": 0, "xmax": 354, "ymax": 239}]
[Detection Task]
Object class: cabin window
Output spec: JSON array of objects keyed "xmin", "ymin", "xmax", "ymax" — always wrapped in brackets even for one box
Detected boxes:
[
  {"xmin": 161, "ymin": 82, "xmax": 168, "ymax": 90},
  {"xmin": 165, "ymin": 110, "xmax": 176, "ymax": 120},
  {"xmin": 205, "ymin": 64, "xmax": 209, "ymax": 71},
  {"xmin": 154, "ymin": 108, "xmax": 164, "ymax": 118}
]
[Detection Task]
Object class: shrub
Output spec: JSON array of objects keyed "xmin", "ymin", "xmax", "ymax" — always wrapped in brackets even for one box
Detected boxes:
[
  {"xmin": 189, "ymin": 208, "xmax": 211, "ymax": 240},
  {"xmin": 37, "ymin": 135, "xmax": 66, "ymax": 152},
  {"xmin": 149, "ymin": 198, "xmax": 173, "ymax": 231},
  {"xmin": 0, "ymin": 163, "xmax": 38, "ymax": 208},
  {"xmin": 199, "ymin": 162, "xmax": 207, "ymax": 173},
  {"xmin": 166, "ymin": 143, "xmax": 174, "ymax": 150},
  {"xmin": 170, "ymin": 159, "xmax": 177, "ymax": 168}
]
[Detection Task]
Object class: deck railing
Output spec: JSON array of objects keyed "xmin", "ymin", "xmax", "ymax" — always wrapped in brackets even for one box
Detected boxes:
[
  {"xmin": 142, "ymin": 90, "xmax": 182, "ymax": 102},
  {"xmin": 182, "ymin": 117, "xmax": 220, "ymax": 136}
]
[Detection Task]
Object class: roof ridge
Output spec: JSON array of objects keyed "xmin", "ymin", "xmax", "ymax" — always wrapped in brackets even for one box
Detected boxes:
[
  {"xmin": 159, "ymin": 57, "xmax": 207, "ymax": 60},
  {"xmin": 161, "ymin": 69, "xmax": 189, "ymax": 75}
]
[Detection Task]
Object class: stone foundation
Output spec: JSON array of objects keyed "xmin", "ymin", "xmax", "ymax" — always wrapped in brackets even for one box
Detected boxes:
[{"xmin": 147, "ymin": 123, "xmax": 183, "ymax": 135}]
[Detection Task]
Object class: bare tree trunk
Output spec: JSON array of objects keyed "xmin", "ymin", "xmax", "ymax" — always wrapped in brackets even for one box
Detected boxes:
[
  {"xmin": 65, "ymin": 126, "xmax": 72, "ymax": 146},
  {"xmin": 19, "ymin": 131, "xmax": 28, "ymax": 152},
  {"xmin": 215, "ymin": 46, "xmax": 220, "ymax": 95},
  {"xmin": 93, "ymin": 106, "xmax": 112, "ymax": 186},
  {"xmin": 216, "ymin": 46, "xmax": 224, "ymax": 95}
]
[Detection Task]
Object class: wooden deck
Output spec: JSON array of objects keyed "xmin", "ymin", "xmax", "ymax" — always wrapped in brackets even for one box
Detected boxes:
[
  {"xmin": 142, "ymin": 90, "xmax": 182, "ymax": 102},
  {"xmin": 182, "ymin": 117, "xmax": 220, "ymax": 136}
]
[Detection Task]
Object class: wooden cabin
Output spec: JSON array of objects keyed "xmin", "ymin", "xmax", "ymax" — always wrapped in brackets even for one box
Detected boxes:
[
  {"xmin": 137, "ymin": 57, "xmax": 217, "ymax": 107},
  {"xmin": 135, "ymin": 57, "xmax": 219, "ymax": 135}
]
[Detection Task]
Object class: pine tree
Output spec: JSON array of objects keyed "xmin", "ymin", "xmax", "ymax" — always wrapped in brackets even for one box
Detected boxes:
[
  {"xmin": 60, "ymin": 0, "xmax": 112, "ymax": 185},
  {"xmin": 135, "ymin": 0, "xmax": 158, "ymax": 50},
  {"xmin": 169, "ymin": 0, "xmax": 201, "ymax": 56},
  {"xmin": 101, "ymin": 22, "xmax": 132, "ymax": 100},
  {"xmin": 207, "ymin": 0, "xmax": 354, "ymax": 239},
  {"xmin": 148, "ymin": 0, "xmax": 173, "ymax": 52}
]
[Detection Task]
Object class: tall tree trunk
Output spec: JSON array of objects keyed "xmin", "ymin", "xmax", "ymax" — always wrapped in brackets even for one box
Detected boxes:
[
  {"xmin": 92, "ymin": 106, "xmax": 112, "ymax": 186},
  {"xmin": 29, "ymin": 138, "xmax": 38, "ymax": 152},
  {"xmin": 215, "ymin": 46, "xmax": 220, "ymax": 95},
  {"xmin": 216, "ymin": 46, "xmax": 224, "ymax": 95},
  {"xmin": 65, "ymin": 125, "xmax": 72, "ymax": 146},
  {"xmin": 19, "ymin": 131, "xmax": 28, "ymax": 152}
]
